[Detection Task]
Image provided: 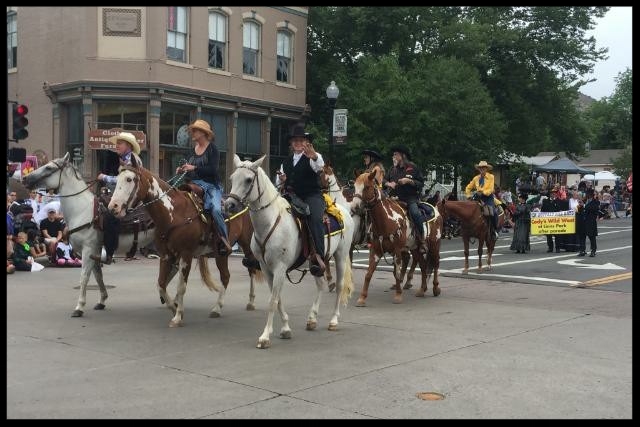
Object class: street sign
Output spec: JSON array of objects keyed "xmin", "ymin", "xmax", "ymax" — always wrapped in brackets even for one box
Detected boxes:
[{"xmin": 333, "ymin": 109, "xmax": 347, "ymax": 145}]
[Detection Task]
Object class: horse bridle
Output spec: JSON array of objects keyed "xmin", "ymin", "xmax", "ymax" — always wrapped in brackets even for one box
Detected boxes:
[
  {"xmin": 352, "ymin": 185, "xmax": 382, "ymax": 210},
  {"xmin": 28, "ymin": 159, "xmax": 96, "ymax": 198},
  {"xmin": 118, "ymin": 165, "xmax": 177, "ymax": 213},
  {"xmin": 227, "ymin": 165, "xmax": 277, "ymax": 212}
]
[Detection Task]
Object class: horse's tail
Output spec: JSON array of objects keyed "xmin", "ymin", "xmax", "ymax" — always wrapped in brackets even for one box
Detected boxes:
[
  {"xmin": 339, "ymin": 255, "xmax": 353, "ymax": 306},
  {"xmin": 197, "ymin": 256, "xmax": 221, "ymax": 292},
  {"xmin": 252, "ymin": 268, "xmax": 265, "ymax": 285}
]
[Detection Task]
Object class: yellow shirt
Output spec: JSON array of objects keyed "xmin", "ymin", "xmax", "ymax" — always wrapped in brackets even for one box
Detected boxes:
[{"xmin": 465, "ymin": 172, "xmax": 495, "ymax": 198}]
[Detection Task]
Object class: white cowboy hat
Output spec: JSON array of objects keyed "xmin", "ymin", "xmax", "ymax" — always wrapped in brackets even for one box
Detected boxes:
[
  {"xmin": 475, "ymin": 160, "xmax": 493, "ymax": 171},
  {"xmin": 108, "ymin": 132, "xmax": 141, "ymax": 155}
]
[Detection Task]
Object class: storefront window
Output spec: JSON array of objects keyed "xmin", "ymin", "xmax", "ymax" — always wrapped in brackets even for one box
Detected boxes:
[
  {"xmin": 66, "ymin": 103, "xmax": 84, "ymax": 171},
  {"xmin": 96, "ymin": 102, "xmax": 148, "ymax": 171},
  {"xmin": 159, "ymin": 103, "xmax": 192, "ymax": 179}
]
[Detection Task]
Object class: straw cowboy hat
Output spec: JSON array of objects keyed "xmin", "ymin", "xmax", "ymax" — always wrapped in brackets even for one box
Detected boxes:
[
  {"xmin": 108, "ymin": 132, "xmax": 141, "ymax": 155},
  {"xmin": 475, "ymin": 160, "xmax": 493, "ymax": 171},
  {"xmin": 188, "ymin": 119, "xmax": 214, "ymax": 140},
  {"xmin": 389, "ymin": 145, "xmax": 411, "ymax": 160},
  {"xmin": 362, "ymin": 149, "xmax": 383, "ymax": 161},
  {"xmin": 287, "ymin": 125, "xmax": 311, "ymax": 142}
]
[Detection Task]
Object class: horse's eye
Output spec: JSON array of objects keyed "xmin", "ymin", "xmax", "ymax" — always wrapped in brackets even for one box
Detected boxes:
[
  {"xmin": 245, "ymin": 177, "xmax": 252, "ymax": 185},
  {"xmin": 126, "ymin": 177, "xmax": 132, "ymax": 183}
]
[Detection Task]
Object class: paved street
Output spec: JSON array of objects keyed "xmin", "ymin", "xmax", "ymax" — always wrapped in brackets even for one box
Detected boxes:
[{"xmin": 7, "ymin": 251, "xmax": 631, "ymax": 419}]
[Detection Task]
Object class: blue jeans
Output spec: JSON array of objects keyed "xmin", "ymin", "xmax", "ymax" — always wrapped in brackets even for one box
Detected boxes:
[{"xmin": 192, "ymin": 179, "xmax": 227, "ymax": 239}]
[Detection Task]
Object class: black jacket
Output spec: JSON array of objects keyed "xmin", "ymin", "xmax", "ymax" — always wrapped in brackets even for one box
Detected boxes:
[{"xmin": 282, "ymin": 155, "xmax": 321, "ymax": 198}]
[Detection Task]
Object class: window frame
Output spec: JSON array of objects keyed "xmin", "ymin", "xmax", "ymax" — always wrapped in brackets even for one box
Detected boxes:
[
  {"xmin": 7, "ymin": 11, "xmax": 17, "ymax": 69},
  {"xmin": 167, "ymin": 6, "xmax": 189, "ymax": 63},
  {"xmin": 276, "ymin": 30, "xmax": 292, "ymax": 83},
  {"xmin": 208, "ymin": 11, "xmax": 227, "ymax": 70},
  {"xmin": 242, "ymin": 20, "xmax": 261, "ymax": 76}
]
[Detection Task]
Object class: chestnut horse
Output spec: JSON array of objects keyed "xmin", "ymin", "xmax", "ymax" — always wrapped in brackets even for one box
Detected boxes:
[
  {"xmin": 320, "ymin": 165, "xmax": 420, "ymax": 291},
  {"xmin": 438, "ymin": 199, "xmax": 505, "ymax": 273},
  {"xmin": 108, "ymin": 159, "xmax": 261, "ymax": 326},
  {"xmin": 350, "ymin": 170, "xmax": 443, "ymax": 306}
]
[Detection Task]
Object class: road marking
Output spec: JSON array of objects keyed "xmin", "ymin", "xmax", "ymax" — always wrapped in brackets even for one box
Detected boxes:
[
  {"xmin": 571, "ymin": 272, "xmax": 633, "ymax": 288},
  {"xmin": 557, "ymin": 258, "xmax": 625, "ymax": 270}
]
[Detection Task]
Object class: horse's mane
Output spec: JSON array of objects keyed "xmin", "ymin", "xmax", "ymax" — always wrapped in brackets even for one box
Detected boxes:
[{"xmin": 237, "ymin": 159, "xmax": 290, "ymax": 215}]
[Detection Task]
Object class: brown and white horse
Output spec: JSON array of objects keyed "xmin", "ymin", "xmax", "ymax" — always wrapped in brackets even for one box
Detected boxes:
[
  {"xmin": 438, "ymin": 199, "xmax": 505, "ymax": 273},
  {"xmin": 350, "ymin": 170, "xmax": 442, "ymax": 305},
  {"xmin": 108, "ymin": 158, "xmax": 260, "ymax": 326}
]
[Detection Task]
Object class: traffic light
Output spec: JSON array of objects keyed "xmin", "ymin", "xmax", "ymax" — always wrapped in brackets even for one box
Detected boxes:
[{"xmin": 12, "ymin": 103, "xmax": 29, "ymax": 140}]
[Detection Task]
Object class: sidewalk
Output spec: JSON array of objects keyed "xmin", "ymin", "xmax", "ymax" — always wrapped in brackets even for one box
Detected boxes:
[{"xmin": 7, "ymin": 257, "xmax": 632, "ymax": 418}]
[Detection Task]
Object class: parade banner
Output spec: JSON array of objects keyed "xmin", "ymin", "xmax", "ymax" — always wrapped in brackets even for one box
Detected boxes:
[{"xmin": 530, "ymin": 210, "xmax": 576, "ymax": 235}]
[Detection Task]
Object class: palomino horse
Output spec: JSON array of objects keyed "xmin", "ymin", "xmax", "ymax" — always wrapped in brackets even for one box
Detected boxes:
[
  {"xmin": 224, "ymin": 155, "xmax": 354, "ymax": 349},
  {"xmin": 24, "ymin": 153, "xmax": 156, "ymax": 317},
  {"xmin": 320, "ymin": 165, "xmax": 420, "ymax": 291},
  {"xmin": 108, "ymin": 158, "xmax": 257, "ymax": 326},
  {"xmin": 438, "ymin": 199, "xmax": 505, "ymax": 273},
  {"xmin": 350, "ymin": 170, "xmax": 443, "ymax": 305}
]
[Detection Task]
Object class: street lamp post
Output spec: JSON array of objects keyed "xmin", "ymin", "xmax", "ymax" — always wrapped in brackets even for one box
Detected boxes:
[{"xmin": 326, "ymin": 80, "xmax": 339, "ymax": 166}]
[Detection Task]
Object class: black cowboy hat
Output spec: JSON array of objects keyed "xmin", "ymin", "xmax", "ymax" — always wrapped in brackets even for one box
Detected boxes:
[
  {"xmin": 389, "ymin": 145, "xmax": 411, "ymax": 160},
  {"xmin": 287, "ymin": 125, "xmax": 311, "ymax": 143},
  {"xmin": 362, "ymin": 149, "xmax": 383, "ymax": 160}
]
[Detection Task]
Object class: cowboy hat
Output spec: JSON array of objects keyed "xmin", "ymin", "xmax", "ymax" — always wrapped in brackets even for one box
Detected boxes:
[
  {"xmin": 474, "ymin": 160, "xmax": 493, "ymax": 171},
  {"xmin": 362, "ymin": 149, "xmax": 383, "ymax": 160},
  {"xmin": 287, "ymin": 125, "xmax": 311, "ymax": 142},
  {"xmin": 108, "ymin": 132, "xmax": 141, "ymax": 155},
  {"xmin": 188, "ymin": 119, "xmax": 214, "ymax": 140},
  {"xmin": 389, "ymin": 145, "xmax": 411, "ymax": 160}
]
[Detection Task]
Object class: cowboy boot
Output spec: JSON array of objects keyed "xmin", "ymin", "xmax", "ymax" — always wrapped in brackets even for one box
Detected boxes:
[{"xmin": 309, "ymin": 253, "xmax": 326, "ymax": 277}]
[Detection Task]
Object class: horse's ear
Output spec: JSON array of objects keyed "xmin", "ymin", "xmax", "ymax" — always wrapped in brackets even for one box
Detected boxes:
[
  {"xmin": 130, "ymin": 153, "xmax": 141, "ymax": 168},
  {"xmin": 368, "ymin": 170, "xmax": 377, "ymax": 181},
  {"xmin": 62, "ymin": 152, "xmax": 71, "ymax": 163},
  {"xmin": 233, "ymin": 154, "xmax": 242, "ymax": 168},
  {"xmin": 353, "ymin": 168, "xmax": 361, "ymax": 179},
  {"xmin": 250, "ymin": 154, "xmax": 266, "ymax": 171}
]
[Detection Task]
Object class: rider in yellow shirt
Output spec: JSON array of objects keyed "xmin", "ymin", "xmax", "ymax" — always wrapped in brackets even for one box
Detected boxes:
[{"xmin": 465, "ymin": 160, "xmax": 500, "ymax": 239}]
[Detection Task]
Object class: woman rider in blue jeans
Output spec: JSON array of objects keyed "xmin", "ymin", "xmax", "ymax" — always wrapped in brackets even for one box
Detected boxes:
[{"xmin": 176, "ymin": 119, "xmax": 231, "ymax": 256}]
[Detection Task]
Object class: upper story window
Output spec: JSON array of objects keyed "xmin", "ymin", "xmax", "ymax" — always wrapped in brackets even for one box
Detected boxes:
[
  {"xmin": 7, "ymin": 12, "xmax": 17, "ymax": 69},
  {"xmin": 167, "ymin": 7, "xmax": 188, "ymax": 62},
  {"xmin": 276, "ymin": 30, "xmax": 292, "ymax": 83},
  {"xmin": 208, "ymin": 11, "xmax": 226, "ymax": 70},
  {"xmin": 242, "ymin": 21, "xmax": 260, "ymax": 76}
]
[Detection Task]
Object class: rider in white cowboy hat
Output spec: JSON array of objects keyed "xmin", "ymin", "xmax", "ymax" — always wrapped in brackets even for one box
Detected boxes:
[
  {"xmin": 90, "ymin": 132, "xmax": 143, "ymax": 265},
  {"xmin": 465, "ymin": 160, "xmax": 500, "ymax": 239}
]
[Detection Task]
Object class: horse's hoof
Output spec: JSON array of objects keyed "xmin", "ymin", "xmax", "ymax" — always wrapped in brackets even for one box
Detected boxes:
[
  {"xmin": 168, "ymin": 320, "xmax": 183, "ymax": 328},
  {"xmin": 355, "ymin": 298, "xmax": 366, "ymax": 307},
  {"xmin": 246, "ymin": 303, "xmax": 255, "ymax": 311},
  {"xmin": 403, "ymin": 283, "xmax": 413, "ymax": 290},
  {"xmin": 328, "ymin": 323, "xmax": 338, "ymax": 331},
  {"xmin": 462, "ymin": 270, "xmax": 469, "ymax": 275},
  {"xmin": 433, "ymin": 287, "xmax": 441, "ymax": 297},
  {"xmin": 71, "ymin": 310, "xmax": 84, "ymax": 318},
  {"xmin": 159, "ymin": 296, "xmax": 165, "ymax": 304},
  {"xmin": 392, "ymin": 295, "xmax": 403, "ymax": 304},
  {"xmin": 257, "ymin": 340, "xmax": 271, "ymax": 349},
  {"xmin": 209, "ymin": 311, "xmax": 221, "ymax": 318},
  {"xmin": 415, "ymin": 290, "xmax": 425, "ymax": 298},
  {"xmin": 328, "ymin": 283, "xmax": 336, "ymax": 292},
  {"xmin": 93, "ymin": 303, "xmax": 105, "ymax": 310},
  {"xmin": 280, "ymin": 330, "xmax": 292, "ymax": 339},
  {"xmin": 306, "ymin": 321, "xmax": 317, "ymax": 331}
]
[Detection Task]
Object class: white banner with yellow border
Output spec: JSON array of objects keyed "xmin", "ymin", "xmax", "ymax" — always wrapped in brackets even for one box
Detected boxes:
[{"xmin": 530, "ymin": 210, "xmax": 576, "ymax": 235}]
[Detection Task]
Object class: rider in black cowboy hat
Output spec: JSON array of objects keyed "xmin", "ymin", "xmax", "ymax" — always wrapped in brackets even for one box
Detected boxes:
[
  {"xmin": 361, "ymin": 149, "xmax": 385, "ymax": 187},
  {"xmin": 278, "ymin": 125, "xmax": 327, "ymax": 276},
  {"xmin": 383, "ymin": 145, "xmax": 428, "ymax": 249}
]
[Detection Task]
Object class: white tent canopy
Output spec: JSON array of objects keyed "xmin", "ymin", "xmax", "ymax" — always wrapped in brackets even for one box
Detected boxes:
[{"xmin": 583, "ymin": 171, "xmax": 620, "ymax": 181}]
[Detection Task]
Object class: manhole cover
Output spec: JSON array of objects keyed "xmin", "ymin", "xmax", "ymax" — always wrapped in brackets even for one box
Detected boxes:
[
  {"xmin": 73, "ymin": 285, "xmax": 116, "ymax": 290},
  {"xmin": 416, "ymin": 392, "xmax": 445, "ymax": 401}
]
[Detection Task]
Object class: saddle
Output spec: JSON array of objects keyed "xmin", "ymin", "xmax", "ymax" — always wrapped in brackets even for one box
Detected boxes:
[
  {"xmin": 97, "ymin": 193, "xmax": 154, "ymax": 258},
  {"xmin": 395, "ymin": 200, "xmax": 436, "ymax": 240}
]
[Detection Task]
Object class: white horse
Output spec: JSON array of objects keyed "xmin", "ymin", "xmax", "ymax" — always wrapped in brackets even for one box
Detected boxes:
[
  {"xmin": 23, "ymin": 153, "xmax": 156, "ymax": 317},
  {"xmin": 224, "ymin": 155, "xmax": 354, "ymax": 349}
]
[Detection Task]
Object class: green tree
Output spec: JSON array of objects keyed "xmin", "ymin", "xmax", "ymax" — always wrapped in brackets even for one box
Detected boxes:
[{"xmin": 611, "ymin": 145, "xmax": 632, "ymax": 178}]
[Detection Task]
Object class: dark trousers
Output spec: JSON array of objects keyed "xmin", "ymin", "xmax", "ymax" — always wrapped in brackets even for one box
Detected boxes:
[
  {"xmin": 578, "ymin": 233, "xmax": 597, "ymax": 253},
  {"xmin": 104, "ymin": 213, "xmax": 121, "ymax": 257},
  {"xmin": 302, "ymin": 192, "xmax": 325, "ymax": 256}
]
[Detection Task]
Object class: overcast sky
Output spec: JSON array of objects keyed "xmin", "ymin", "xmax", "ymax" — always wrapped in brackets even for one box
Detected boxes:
[{"xmin": 580, "ymin": 7, "xmax": 632, "ymax": 100}]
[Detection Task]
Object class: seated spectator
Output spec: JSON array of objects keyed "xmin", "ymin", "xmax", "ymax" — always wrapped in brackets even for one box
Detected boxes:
[
  {"xmin": 7, "ymin": 259, "xmax": 15, "ymax": 274},
  {"xmin": 55, "ymin": 233, "xmax": 82, "ymax": 267},
  {"xmin": 12, "ymin": 232, "xmax": 34, "ymax": 271},
  {"xmin": 39, "ymin": 207, "xmax": 65, "ymax": 257},
  {"xmin": 27, "ymin": 229, "xmax": 48, "ymax": 262}
]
